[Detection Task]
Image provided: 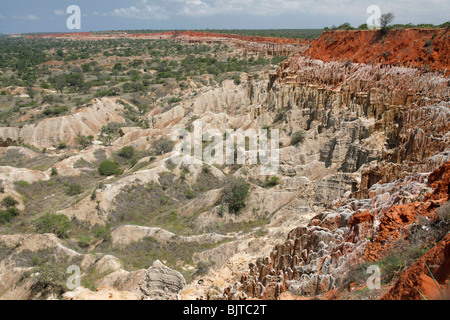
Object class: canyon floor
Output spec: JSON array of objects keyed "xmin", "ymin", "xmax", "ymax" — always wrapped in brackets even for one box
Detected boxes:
[{"xmin": 0, "ymin": 29, "xmax": 448, "ymax": 300}]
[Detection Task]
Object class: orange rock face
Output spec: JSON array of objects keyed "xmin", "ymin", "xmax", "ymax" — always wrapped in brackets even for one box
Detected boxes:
[
  {"xmin": 381, "ymin": 233, "xmax": 450, "ymax": 300},
  {"xmin": 306, "ymin": 29, "xmax": 450, "ymax": 75},
  {"xmin": 224, "ymin": 162, "xmax": 450, "ymax": 300}
]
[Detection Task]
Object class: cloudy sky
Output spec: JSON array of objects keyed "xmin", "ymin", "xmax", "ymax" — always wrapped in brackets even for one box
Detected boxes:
[{"xmin": 0, "ymin": 0, "xmax": 448, "ymax": 33}]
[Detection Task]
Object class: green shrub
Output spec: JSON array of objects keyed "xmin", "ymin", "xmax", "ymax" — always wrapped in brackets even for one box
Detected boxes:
[
  {"xmin": 186, "ymin": 189, "xmax": 195, "ymax": 199},
  {"xmin": 28, "ymin": 263, "xmax": 66, "ymax": 299},
  {"xmin": 66, "ymin": 184, "xmax": 82, "ymax": 196},
  {"xmin": 93, "ymin": 225, "xmax": 111, "ymax": 241},
  {"xmin": 76, "ymin": 135, "xmax": 94, "ymax": 149},
  {"xmin": 51, "ymin": 167, "xmax": 58, "ymax": 177},
  {"xmin": 221, "ymin": 177, "xmax": 250, "ymax": 215},
  {"xmin": 42, "ymin": 105, "xmax": 69, "ymax": 117},
  {"xmin": 34, "ymin": 212, "xmax": 72, "ymax": 238},
  {"xmin": 98, "ymin": 160, "xmax": 121, "ymax": 176},
  {"xmin": 152, "ymin": 137, "xmax": 174, "ymax": 155},
  {"xmin": 0, "ymin": 207, "xmax": 19, "ymax": 224},
  {"xmin": 16, "ymin": 180, "xmax": 29, "ymax": 188},
  {"xmin": 263, "ymin": 176, "xmax": 280, "ymax": 188},
  {"xmin": 291, "ymin": 130, "xmax": 306, "ymax": 145},
  {"xmin": 2, "ymin": 196, "xmax": 19, "ymax": 208},
  {"xmin": 117, "ymin": 146, "xmax": 135, "ymax": 159},
  {"xmin": 78, "ymin": 235, "xmax": 92, "ymax": 248}
]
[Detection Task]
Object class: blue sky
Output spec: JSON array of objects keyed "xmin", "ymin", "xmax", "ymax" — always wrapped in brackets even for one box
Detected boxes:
[{"xmin": 0, "ymin": 0, "xmax": 449, "ymax": 33}]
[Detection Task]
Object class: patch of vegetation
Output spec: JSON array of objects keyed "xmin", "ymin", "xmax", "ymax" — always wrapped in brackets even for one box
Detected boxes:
[
  {"xmin": 33, "ymin": 212, "xmax": 73, "ymax": 238},
  {"xmin": 27, "ymin": 263, "xmax": 68, "ymax": 300},
  {"xmin": 0, "ymin": 207, "xmax": 19, "ymax": 224},
  {"xmin": 103, "ymin": 237, "xmax": 231, "ymax": 283},
  {"xmin": 151, "ymin": 137, "xmax": 175, "ymax": 156},
  {"xmin": 77, "ymin": 235, "xmax": 92, "ymax": 248},
  {"xmin": 76, "ymin": 135, "xmax": 94, "ymax": 149},
  {"xmin": 341, "ymin": 237, "xmax": 431, "ymax": 291},
  {"xmin": 93, "ymin": 225, "xmax": 112, "ymax": 241},
  {"xmin": 98, "ymin": 160, "xmax": 122, "ymax": 176},
  {"xmin": 65, "ymin": 184, "xmax": 82, "ymax": 196},
  {"xmin": 1, "ymin": 196, "xmax": 19, "ymax": 208},
  {"xmin": 42, "ymin": 105, "xmax": 69, "ymax": 117},
  {"xmin": 291, "ymin": 130, "xmax": 307, "ymax": 145},
  {"xmin": 221, "ymin": 176, "xmax": 250, "ymax": 215},
  {"xmin": 263, "ymin": 176, "xmax": 280, "ymax": 189},
  {"xmin": 111, "ymin": 169, "xmax": 221, "ymax": 233},
  {"xmin": 117, "ymin": 146, "xmax": 135, "ymax": 159},
  {"xmin": 14, "ymin": 174, "xmax": 99, "ymax": 218}
]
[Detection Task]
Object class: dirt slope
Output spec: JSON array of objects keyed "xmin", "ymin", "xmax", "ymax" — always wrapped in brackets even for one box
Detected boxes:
[{"xmin": 306, "ymin": 28, "xmax": 450, "ymax": 74}]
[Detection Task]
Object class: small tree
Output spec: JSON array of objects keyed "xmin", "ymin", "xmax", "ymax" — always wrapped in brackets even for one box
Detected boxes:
[
  {"xmin": 1, "ymin": 196, "xmax": 19, "ymax": 208},
  {"xmin": 117, "ymin": 146, "xmax": 135, "ymax": 159},
  {"xmin": 98, "ymin": 160, "xmax": 121, "ymax": 176},
  {"xmin": 0, "ymin": 207, "xmax": 19, "ymax": 224},
  {"xmin": 34, "ymin": 212, "xmax": 72, "ymax": 238},
  {"xmin": 26, "ymin": 86, "xmax": 36, "ymax": 101},
  {"xmin": 338, "ymin": 22, "xmax": 353, "ymax": 30},
  {"xmin": 221, "ymin": 177, "xmax": 250, "ymax": 215},
  {"xmin": 54, "ymin": 75, "xmax": 66, "ymax": 96},
  {"xmin": 51, "ymin": 167, "xmax": 58, "ymax": 177},
  {"xmin": 76, "ymin": 135, "xmax": 94, "ymax": 149},
  {"xmin": 291, "ymin": 130, "xmax": 307, "ymax": 146},
  {"xmin": 152, "ymin": 137, "xmax": 174, "ymax": 155},
  {"xmin": 380, "ymin": 13, "xmax": 395, "ymax": 32},
  {"xmin": 66, "ymin": 184, "xmax": 82, "ymax": 196}
]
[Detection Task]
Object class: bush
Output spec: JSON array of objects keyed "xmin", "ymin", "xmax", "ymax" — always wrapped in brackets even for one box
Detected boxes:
[
  {"xmin": 78, "ymin": 235, "xmax": 92, "ymax": 248},
  {"xmin": 34, "ymin": 212, "xmax": 72, "ymax": 238},
  {"xmin": 263, "ymin": 176, "xmax": 280, "ymax": 188},
  {"xmin": 152, "ymin": 137, "xmax": 175, "ymax": 155},
  {"xmin": 98, "ymin": 160, "xmax": 121, "ymax": 176},
  {"xmin": 16, "ymin": 180, "xmax": 29, "ymax": 188},
  {"xmin": 117, "ymin": 146, "xmax": 135, "ymax": 159},
  {"xmin": 93, "ymin": 225, "xmax": 111, "ymax": 241},
  {"xmin": 0, "ymin": 207, "xmax": 19, "ymax": 224},
  {"xmin": 2, "ymin": 196, "xmax": 19, "ymax": 208},
  {"xmin": 221, "ymin": 177, "xmax": 250, "ymax": 215},
  {"xmin": 66, "ymin": 184, "xmax": 82, "ymax": 196},
  {"xmin": 42, "ymin": 105, "xmax": 69, "ymax": 117},
  {"xmin": 28, "ymin": 263, "xmax": 66, "ymax": 299},
  {"xmin": 291, "ymin": 130, "xmax": 306, "ymax": 145},
  {"xmin": 51, "ymin": 167, "xmax": 58, "ymax": 177},
  {"xmin": 76, "ymin": 135, "xmax": 94, "ymax": 149}
]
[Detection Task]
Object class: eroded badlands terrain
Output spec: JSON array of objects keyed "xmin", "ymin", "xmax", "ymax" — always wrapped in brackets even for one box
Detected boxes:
[{"xmin": 0, "ymin": 29, "xmax": 449, "ymax": 300}]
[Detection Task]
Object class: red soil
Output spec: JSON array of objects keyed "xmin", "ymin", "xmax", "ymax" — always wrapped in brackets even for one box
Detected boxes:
[
  {"xmin": 306, "ymin": 28, "xmax": 450, "ymax": 75},
  {"xmin": 381, "ymin": 233, "xmax": 450, "ymax": 300},
  {"xmin": 363, "ymin": 161, "xmax": 450, "ymax": 262}
]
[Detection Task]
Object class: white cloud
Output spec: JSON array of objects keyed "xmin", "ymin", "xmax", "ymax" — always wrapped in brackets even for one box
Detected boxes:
[
  {"xmin": 54, "ymin": 9, "xmax": 65, "ymax": 16},
  {"xmin": 12, "ymin": 14, "xmax": 38, "ymax": 20},
  {"xmin": 103, "ymin": 0, "xmax": 450, "ymax": 23},
  {"xmin": 105, "ymin": 0, "xmax": 169, "ymax": 20}
]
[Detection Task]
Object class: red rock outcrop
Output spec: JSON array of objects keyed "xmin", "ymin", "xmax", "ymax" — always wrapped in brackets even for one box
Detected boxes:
[
  {"xmin": 380, "ymin": 233, "xmax": 450, "ymax": 300},
  {"xmin": 223, "ymin": 162, "xmax": 450, "ymax": 300},
  {"xmin": 306, "ymin": 29, "xmax": 450, "ymax": 75}
]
